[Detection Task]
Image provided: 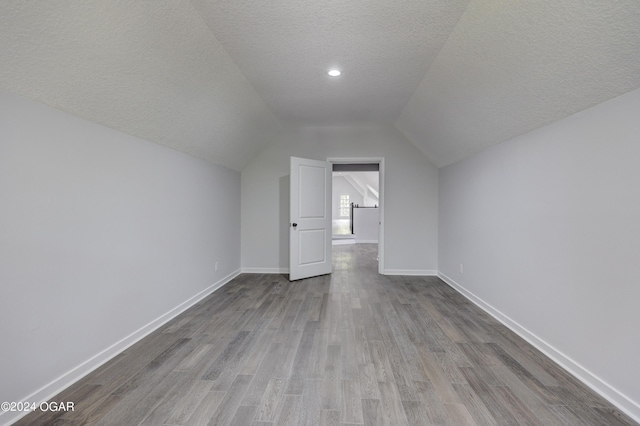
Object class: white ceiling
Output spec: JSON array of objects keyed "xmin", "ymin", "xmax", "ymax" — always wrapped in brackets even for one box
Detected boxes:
[
  {"xmin": 334, "ymin": 172, "xmax": 379, "ymax": 199},
  {"xmin": 190, "ymin": 0, "xmax": 470, "ymax": 125},
  {"xmin": 396, "ymin": 0, "xmax": 640, "ymax": 167},
  {"xmin": 0, "ymin": 1, "xmax": 282, "ymax": 171},
  {"xmin": 2, "ymin": 1, "xmax": 640, "ymax": 170}
]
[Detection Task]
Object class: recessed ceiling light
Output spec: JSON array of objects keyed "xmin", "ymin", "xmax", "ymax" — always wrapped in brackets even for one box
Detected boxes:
[{"xmin": 328, "ymin": 69, "xmax": 341, "ymax": 77}]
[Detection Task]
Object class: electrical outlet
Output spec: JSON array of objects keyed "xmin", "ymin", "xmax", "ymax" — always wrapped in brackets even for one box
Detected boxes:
[
  {"xmin": 215, "ymin": 262, "xmax": 219, "ymax": 272},
  {"xmin": 460, "ymin": 264, "xmax": 464, "ymax": 274}
]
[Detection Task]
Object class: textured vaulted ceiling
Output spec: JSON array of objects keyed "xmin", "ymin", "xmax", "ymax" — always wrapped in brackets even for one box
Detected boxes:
[
  {"xmin": 0, "ymin": 1, "xmax": 282, "ymax": 171},
  {"xmin": 396, "ymin": 0, "xmax": 640, "ymax": 167},
  {"xmin": 190, "ymin": 0, "xmax": 471, "ymax": 125},
  {"xmin": 2, "ymin": 1, "xmax": 640, "ymax": 170}
]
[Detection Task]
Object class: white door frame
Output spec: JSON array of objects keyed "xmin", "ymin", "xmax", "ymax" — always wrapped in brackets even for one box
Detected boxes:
[{"xmin": 327, "ymin": 157, "xmax": 385, "ymax": 274}]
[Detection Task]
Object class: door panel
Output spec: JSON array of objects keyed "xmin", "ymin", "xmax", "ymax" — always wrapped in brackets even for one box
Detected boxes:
[
  {"xmin": 299, "ymin": 229, "xmax": 327, "ymax": 265},
  {"xmin": 290, "ymin": 157, "xmax": 332, "ymax": 281},
  {"xmin": 299, "ymin": 166, "xmax": 327, "ymax": 218}
]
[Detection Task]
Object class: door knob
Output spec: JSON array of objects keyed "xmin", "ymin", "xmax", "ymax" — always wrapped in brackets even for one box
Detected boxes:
[{"xmin": 292, "ymin": 223, "xmax": 297, "ymax": 228}]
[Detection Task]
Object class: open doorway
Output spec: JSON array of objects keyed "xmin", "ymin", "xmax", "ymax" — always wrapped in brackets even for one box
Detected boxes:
[
  {"xmin": 328, "ymin": 158, "xmax": 384, "ymax": 274},
  {"xmin": 332, "ymin": 169, "xmax": 379, "ymax": 241}
]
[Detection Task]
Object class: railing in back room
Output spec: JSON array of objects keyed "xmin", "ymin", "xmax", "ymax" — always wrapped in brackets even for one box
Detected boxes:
[{"xmin": 350, "ymin": 202, "xmax": 378, "ymax": 234}]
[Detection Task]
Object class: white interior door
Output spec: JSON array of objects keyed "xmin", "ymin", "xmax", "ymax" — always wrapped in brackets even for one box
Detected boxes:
[{"xmin": 290, "ymin": 156, "xmax": 332, "ymax": 281}]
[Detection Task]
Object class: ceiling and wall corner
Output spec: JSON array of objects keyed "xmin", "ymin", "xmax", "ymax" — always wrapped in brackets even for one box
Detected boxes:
[
  {"xmin": 395, "ymin": 0, "xmax": 640, "ymax": 167},
  {"xmin": 0, "ymin": 1, "xmax": 282, "ymax": 171},
  {"xmin": 2, "ymin": 1, "xmax": 640, "ymax": 169}
]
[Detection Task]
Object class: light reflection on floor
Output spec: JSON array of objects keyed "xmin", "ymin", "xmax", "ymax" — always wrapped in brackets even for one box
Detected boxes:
[{"xmin": 332, "ymin": 218, "xmax": 350, "ymax": 235}]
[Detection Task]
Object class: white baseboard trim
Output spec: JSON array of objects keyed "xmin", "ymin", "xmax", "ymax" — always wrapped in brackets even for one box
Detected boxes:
[
  {"xmin": 241, "ymin": 267, "xmax": 289, "ymax": 274},
  {"xmin": 0, "ymin": 269, "xmax": 241, "ymax": 426},
  {"xmin": 356, "ymin": 239, "xmax": 378, "ymax": 244},
  {"xmin": 437, "ymin": 271, "xmax": 640, "ymax": 424},
  {"xmin": 383, "ymin": 269, "xmax": 438, "ymax": 276}
]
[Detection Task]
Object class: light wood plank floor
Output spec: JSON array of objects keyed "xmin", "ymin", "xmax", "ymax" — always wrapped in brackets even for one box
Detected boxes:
[{"xmin": 16, "ymin": 244, "xmax": 636, "ymax": 425}]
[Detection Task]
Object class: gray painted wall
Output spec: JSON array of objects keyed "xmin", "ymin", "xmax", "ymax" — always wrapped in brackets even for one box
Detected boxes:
[
  {"xmin": 0, "ymin": 90, "xmax": 241, "ymax": 423},
  {"xmin": 241, "ymin": 124, "xmax": 438, "ymax": 274},
  {"xmin": 438, "ymin": 87, "xmax": 640, "ymax": 420},
  {"xmin": 5, "ymin": 79, "xmax": 638, "ymax": 423}
]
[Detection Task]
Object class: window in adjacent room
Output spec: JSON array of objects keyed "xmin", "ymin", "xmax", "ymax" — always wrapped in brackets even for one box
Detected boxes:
[{"xmin": 339, "ymin": 195, "xmax": 350, "ymax": 217}]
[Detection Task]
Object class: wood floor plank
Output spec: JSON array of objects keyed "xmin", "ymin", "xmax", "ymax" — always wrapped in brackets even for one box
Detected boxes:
[
  {"xmin": 285, "ymin": 321, "xmax": 318, "ymax": 394},
  {"xmin": 96, "ymin": 370, "xmax": 186, "ymax": 426},
  {"xmin": 491, "ymin": 364, "xmax": 566, "ymax": 425},
  {"xmin": 212, "ymin": 328, "xmax": 268, "ymax": 391},
  {"xmin": 452, "ymin": 383, "xmax": 499, "ymax": 426},
  {"xmin": 432, "ymin": 351, "xmax": 468, "ymax": 385},
  {"xmin": 402, "ymin": 400, "xmax": 434, "ymax": 426},
  {"xmin": 361, "ymin": 399, "xmax": 382, "ymax": 426},
  {"xmin": 243, "ymin": 342, "xmax": 284, "ymax": 405},
  {"xmin": 300, "ymin": 378, "xmax": 323, "ymax": 426},
  {"xmin": 292, "ymin": 293, "xmax": 315, "ymax": 331},
  {"xmin": 487, "ymin": 333, "xmax": 560, "ymax": 387},
  {"xmin": 459, "ymin": 367, "xmax": 520, "ymax": 425},
  {"xmin": 21, "ymin": 383, "xmax": 102, "ymax": 426},
  {"xmin": 358, "ymin": 362, "xmax": 381, "ymax": 400},
  {"xmin": 274, "ymin": 394, "xmax": 303, "ymax": 426},
  {"xmin": 547, "ymin": 404, "xmax": 596, "ymax": 426},
  {"xmin": 369, "ymin": 340, "xmax": 394, "ymax": 384},
  {"xmin": 413, "ymin": 380, "xmax": 450, "ymax": 425},
  {"xmin": 375, "ymin": 306, "xmax": 418, "ymax": 400},
  {"xmin": 111, "ymin": 337, "xmax": 190, "ymax": 395},
  {"xmin": 14, "ymin": 384, "xmax": 111, "ymax": 426},
  {"xmin": 457, "ymin": 343, "xmax": 504, "ymax": 387},
  {"xmin": 307, "ymin": 329, "xmax": 329, "ymax": 379},
  {"xmin": 319, "ymin": 409, "xmax": 340, "ymax": 426},
  {"xmin": 185, "ymin": 390, "xmax": 226, "ymax": 426},
  {"xmin": 201, "ymin": 331, "xmax": 250, "ymax": 381},
  {"xmin": 139, "ymin": 385, "xmax": 187, "ymax": 426},
  {"xmin": 417, "ymin": 347, "xmax": 460, "ymax": 405},
  {"xmin": 163, "ymin": 379, "xmax": 212, "ymax": 425},
  {"xmin": 89, "ymin": 333, "xmax": 181, "ymax": 388},
  {"xmin": 256, "ymin": 377, "xmax": 286, "ymax": 422},
  {"xmin": 351, "ymin": 308, "xmax": 372, "ymax": 365},
  {"xmin": 272, "ymin": 330, "xmax": 303, "ymax": 379},
  {"xmin": 230, "ymin": 405, "xmax": 259, "ymax": 426},
  {"xmin": 207, "ymin": 374, "xmax": 253, "ymax": 426},
  {"xmin": 175, "ymin": 343, "xmax": 215, "ymax": 372},
  {"xmin": 308, "ymin": 295, "xmax": 324, "ymax": 322},
  {"xmin": 321, "ymin": 344, "xmax": 342, "ymax": 410},
  {"xmin": 340, "ymin": 328, "xmax": 359, "ymax": 381},
  {"xmin": 340, "ymin": 379, "xmax": 363, "ymax": 424},
  {"xmin": 492, "ymin": 385, "xmax": 544, "ymax": 426},
  {"xmin": 240, "ymin": 329, "xmax": 277, "ymax": 376},
  {"xmin": 14, "ymin": 244, "xmax": 637, "ymax": 426},
  {"xmin": 377, "ymin": 380, "xmax": 410, "ymax": 426},
  {"xmin": 444, "ymin": 402, "xmax": 478, "ymax": 426}
]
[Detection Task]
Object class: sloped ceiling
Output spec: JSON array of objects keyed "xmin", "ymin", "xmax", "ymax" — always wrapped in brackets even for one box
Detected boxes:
[
  {"xmin": 190, "ymin": 0, "xmax": 471, "ymax": 125},
  {"xmin": 2, "ymin": 1, "xmax": 640, "ymax": 170},
  {"xmin": 396, "ymin": 0, "xmax": 640, "ymax": 167},
  {"xmin": 335, "ymin": 172, "xmax": 379, "ymax": 198},
  {"xmin": 0, "ymin": 1, "xmax": 282, "ymax": 171}
]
